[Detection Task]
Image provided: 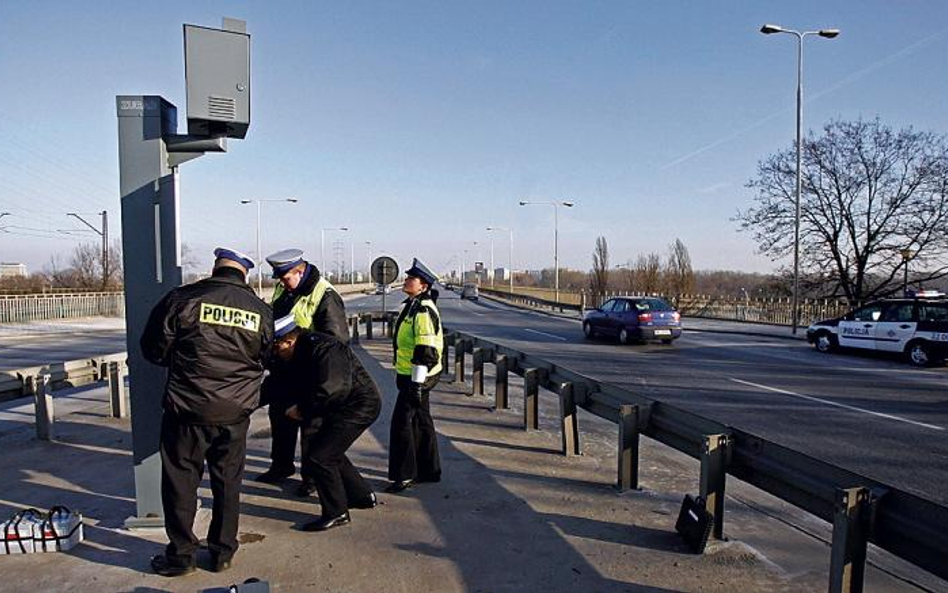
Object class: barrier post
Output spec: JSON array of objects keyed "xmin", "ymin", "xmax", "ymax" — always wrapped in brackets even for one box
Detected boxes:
[
  {"xmin": 829, "ymin": 487, "xmax": 871, "ymax": 593},
  {"xmin": 108, "ymin": 361, "xmax": 128, "ymax": 419},
  {"xmin": 454, "ymin": 340, "xmax": 466, "ymax": 385},
  {"xmin": 471, "ymin": 348, "xmax": 484, "ymax": 397},
  {"xmin": 494, "ymin": 354, "xmax": 509, "ymax": 409},
  {"xmin": 699, "ymin": 434, "xmax": 731, "ymax": 540},
  {"xmin": 523, "ymin": 368, "xmax": 539, "ymax": 430},
  {"xmin": 366, "ymin": 314, "xmax": 374, "ymax": 340},
  {"xmin": 617, "ymin": 404, "xmax": 639, "ymax": 491},
  {"xmin": 558, "ymin": 382, "xmax": 580, "ymax": 456},
  {"xmin": 350, "ymin": 316, "xmax": 360, "ymax": 344},
  {"xmin": 33, "ymin": 373, "xmax": 53, "ymax": 441}
]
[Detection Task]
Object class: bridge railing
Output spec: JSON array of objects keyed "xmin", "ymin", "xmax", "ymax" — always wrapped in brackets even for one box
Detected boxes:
[{"xmin": 0, "ymin": 292, "xmax": 125, "ymax": 323}]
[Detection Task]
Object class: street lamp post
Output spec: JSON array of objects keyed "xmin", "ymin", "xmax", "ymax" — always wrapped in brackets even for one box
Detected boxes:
[
  {"xmin": 365, "ymin": 241, "xmax": 373, "ymax": 277},
  {"xmin": 900, "ymin": 248, "xmax": 915, "ymax": 296},
  {"xmin": 321, "ymin": 226, "xmax": 349, "ymax": 280},
  {"xmin": 761, "ymin": 23, "xmax": 839, "ymax": 334},
  {"xmin": 240, "ymin": 198, "xmax": 298, "ymax": 293},
  {"xmin": 519, "ymin": 200, "xmax": 574, "ymax": 303},
  {"xmin": 487, "ymin": 226, "xmax": 514, "ymax": 294}
]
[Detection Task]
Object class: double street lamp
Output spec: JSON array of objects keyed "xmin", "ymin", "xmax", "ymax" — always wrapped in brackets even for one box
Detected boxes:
[
  {"xmin": 900, "ymin": 248, "xmax": 915, "ymax": 296},
  {"xmin": 486, "ymin": 226, "xmax": 514, "ymax": 294},
  {"xmin": 519, "ymin": 200, "xmax": 574, "ymax": 303},
  {"xmin": 240, "ymin": 198, "xmax": 298, "ymax": 293},
  {"xmin": 761, "ymin": 23, "xmax": 839, "ymax": 334}
]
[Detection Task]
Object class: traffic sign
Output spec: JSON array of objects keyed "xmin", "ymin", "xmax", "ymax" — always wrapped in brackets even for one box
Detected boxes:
[{"xmin": 371, "ymin": 256, "xmax": 399, "ymax": 285}]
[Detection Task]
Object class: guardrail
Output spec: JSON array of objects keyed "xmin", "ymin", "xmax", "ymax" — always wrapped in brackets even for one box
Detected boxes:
[
  {"xmin": 0, "ymin": 293, "xmax": 125, "ymax": 323},
  {"xmin": 472, "ymin": 286, "xmax": 851, "ymax": 327},
  {"xmin": 437, "ymin": 327, "xmax": 947, "ymax": 593}
]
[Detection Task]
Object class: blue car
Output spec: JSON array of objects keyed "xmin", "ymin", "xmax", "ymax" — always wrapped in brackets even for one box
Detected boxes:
[{"xmin": 583, "ymin": 297, "xmax": 682, "ymax": 344}]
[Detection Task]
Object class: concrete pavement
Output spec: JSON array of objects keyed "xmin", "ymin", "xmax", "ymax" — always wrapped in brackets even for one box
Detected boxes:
[{"xmin": 0, "ymin": 337, "xmax": 873, "ymax": 592}]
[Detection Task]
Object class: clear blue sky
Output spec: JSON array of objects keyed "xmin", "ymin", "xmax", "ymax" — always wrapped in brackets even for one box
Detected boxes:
[{"xmin": 2, "ymin": 1, "xmax": 947, "ymax": 277}]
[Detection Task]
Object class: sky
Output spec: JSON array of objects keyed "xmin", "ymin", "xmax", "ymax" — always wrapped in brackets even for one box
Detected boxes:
[{"xmin": 2, "ymin": 1, "xmax": 948, "ymax": 278}]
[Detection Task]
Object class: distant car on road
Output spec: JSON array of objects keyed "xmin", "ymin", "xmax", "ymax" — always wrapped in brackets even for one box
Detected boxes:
[
  {"xmin": 461, "ymin": 283, "xmax": 479, "ymax": 301},
  {"xmin": 806, "ymin": 294, "xmax": 948, "ymax": 366},
  {"xmin": 375, "ymin": 284, "xmax": 392, "ymax": 295},
  {"xmin": 583, "ymin": 296, "xmax": 682, "ymax": 344}
]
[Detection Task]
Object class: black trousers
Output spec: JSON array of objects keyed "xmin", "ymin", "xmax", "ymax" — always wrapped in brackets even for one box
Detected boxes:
[
  {"xmin": 267, "ymin": 397, "xmax": 315, "ymax": 482},
  {"xmin": 388, "ymin": 373, "xmax": 441, "ymax": 482},
  {"xmin": 306, "ymin": 414, "xmax": 378, "ymax": 518},
  {"xmin": 159, "ymin": 413, "xmax": 249, "ymax": 564}
]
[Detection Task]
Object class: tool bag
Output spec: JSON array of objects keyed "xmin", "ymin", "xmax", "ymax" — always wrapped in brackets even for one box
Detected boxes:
[
  {"xmin": 675, "ymin": 494, "xmax": 714, "ymax": 554},
  {"xmin": 0, "ymin": 509, "xmax": 44, "ymax": 554},
  {"xmin": 35, "ymin": 506, "xmax": 84, "ymax": 552}
]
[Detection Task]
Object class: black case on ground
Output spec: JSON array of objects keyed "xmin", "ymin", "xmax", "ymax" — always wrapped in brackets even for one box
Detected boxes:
[{"xmin": 675, "ymin": 494, "xmax": 714, "ymax": 554}]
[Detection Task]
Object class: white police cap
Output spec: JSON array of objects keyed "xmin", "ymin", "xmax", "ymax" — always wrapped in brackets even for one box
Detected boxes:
[
  {"xmin": 274, "ymin": 314, "xmax": 298, "ymax": 339},
  {"xmin": 214, "ymin": 247, "xmax": 255, "ymax": 270},
  {"xmin": 266, "ymin": 248, "xmax": 305, "ymax": 278},
  {"xmin": 405, "ymin": 258, "xmax": 438, "ymax": 286}
]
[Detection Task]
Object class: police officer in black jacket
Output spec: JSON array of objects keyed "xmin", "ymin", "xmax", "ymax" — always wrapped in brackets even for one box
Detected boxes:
[
  {"xmin": 274, "ymin": 314, "xmax": 381, "ymax": 531},
  {"xmin": 257, "ymin": 249, "xmax": 350, "ymax": 495},
  {"xmin": 141, "ymin": 248, "xmax": 273, "ymax": 577}
]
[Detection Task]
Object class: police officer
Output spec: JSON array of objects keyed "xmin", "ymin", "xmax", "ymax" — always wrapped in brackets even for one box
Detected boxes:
[
  {"xmin": 141, "ymin": 248, "xmax": 273, "ymax": 577},
  {"xmin": 256, "ymin": 249, "xmax": 349, "ymax": 495},
  {"xmin": 272, "ymin": 314, "xmax": 381, "ymax": 531},
  {"xmin": 386, "ymin": 258, "xmax": 444, "ymax": 493}
]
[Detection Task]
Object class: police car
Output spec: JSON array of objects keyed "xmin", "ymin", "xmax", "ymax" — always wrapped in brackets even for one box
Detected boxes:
[{"xmin": 806, "ymin": 292, "xmax": 948, "ymax": 366}]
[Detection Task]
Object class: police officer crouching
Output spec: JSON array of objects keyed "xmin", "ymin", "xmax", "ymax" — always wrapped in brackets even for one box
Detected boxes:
[
  {"xmin": 386, "ymin": 258, "xmax": 444, "ymax": 493},
  {"xmin": 257, "ymin": 248, "xmax": 349, "ymax": 497},
  {"xmin": 141, "ymin": 248, "xmax": 273, "ymax": 577},
  {"xmin": 272, "ymin": 314, "xmax": 382, "ymax": 531}
]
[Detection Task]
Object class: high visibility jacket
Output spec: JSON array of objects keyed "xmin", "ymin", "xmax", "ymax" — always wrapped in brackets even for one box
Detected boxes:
[
  {"xmin": 271, "ymin": 266, "xmax": 349, "ymax": 343},
  {"xmin": 141, "ymin": 267, "xmax": 274, "ymax": 424},
  {"xmin": 393, "ymin": 292, "xmax": 443, "ymax": 376}
]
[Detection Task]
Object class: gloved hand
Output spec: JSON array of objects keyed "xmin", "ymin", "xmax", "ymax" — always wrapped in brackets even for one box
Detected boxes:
[{"xmin": 407, "ymin": 381, "xmax": 424, "ymax": 404}]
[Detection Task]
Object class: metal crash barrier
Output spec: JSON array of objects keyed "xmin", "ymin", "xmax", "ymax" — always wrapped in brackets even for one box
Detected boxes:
[{"xmin": 433, "ymin": 329, "xmax": 948, "ymax": 593}]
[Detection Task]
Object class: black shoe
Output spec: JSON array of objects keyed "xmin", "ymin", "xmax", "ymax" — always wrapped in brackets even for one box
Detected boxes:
[
  {"xmin": 255, "ymin": 468, "xmax": 294, "ymax": 484},
  {"xmin": 384, "ymin": 479, "xmax": 414, "ymax": 493},
  {"xmin": 296, "ymin": 482, "xmax": 318, "ymax": 497},
  {"xmin": 351, "ymin": 492, "xmax": 377, "ymax": 509},
  {"xmin": 151, "ymin": 554, "xmax": 196, "ymax": 577},
  {"xmin": 416, "ymin": 474, "xmax": 441, "ymax": 484},
  {"xmin": 301, "ymin": 512, "xmax": 351, "ymax": 532},
  {"xmin": 210, "ymin": 554, "xmax": 232, "ymax": 573}
]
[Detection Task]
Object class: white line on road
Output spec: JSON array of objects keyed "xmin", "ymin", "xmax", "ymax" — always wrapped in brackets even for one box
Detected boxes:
[
  {"xmin": 523, "ymin": 328, "xmax": 568, "ymax": 341},
  {"xmin": 729, "ymin": 378, "xmax": 944, "ymax": 432}
]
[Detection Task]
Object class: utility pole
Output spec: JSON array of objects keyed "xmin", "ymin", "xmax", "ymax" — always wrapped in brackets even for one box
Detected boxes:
[{"xmin": 67, "ymin": 211, "xmax": 109, "ymax": 287}]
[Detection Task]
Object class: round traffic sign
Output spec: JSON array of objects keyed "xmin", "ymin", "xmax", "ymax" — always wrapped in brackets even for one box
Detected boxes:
[{"xmin": 371, "ymin": 256, "xmax": 399, "ymax": 285}]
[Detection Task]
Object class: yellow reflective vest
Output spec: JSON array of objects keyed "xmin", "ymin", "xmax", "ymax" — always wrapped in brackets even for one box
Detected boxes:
[
  {"xmin": 271, "ymin": 276, "xmax": 334, "ymax": 330},
  {"xmin": 393, "ymin": 295, "xmax": 443, "ymax": 376}
]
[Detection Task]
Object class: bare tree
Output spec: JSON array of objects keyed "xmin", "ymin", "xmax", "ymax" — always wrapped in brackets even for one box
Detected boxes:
[
  {"xmin": 633, "ymin": 253, "xmax": 662, "ymax": 294},
  {"xmin": 590, "ymin": 236, "xmax": 609, "ymax": 306},
  {"xmin": 738, "ymin": 118, "xmax": 948, "ymax": 305},
  {"xmin": 664, "ymin": 238, "xmax": 694, "ymax": 297}
]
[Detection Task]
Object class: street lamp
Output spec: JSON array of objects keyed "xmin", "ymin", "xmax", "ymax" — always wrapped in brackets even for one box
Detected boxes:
[
  {"xmin": 519, "ymin": 200, "xmax": 575, "ymax": 303},
  {"xmin": 900, "ymin": 248, "xmax": 915, "ymax": 296},
  {"xmin": 487, "ymin": 226, "xmax": 514, "ymax": 294},
  {"xmin": 240, "ymin": 198, "xmax": 298, "ymax": 293},
  {"xmin": 760, "ymin": 23, "xmax": 839, "ymax": 334},
  {"xmin": 321, "ymin": 226, "xmax": 349, "ymax": 280}
]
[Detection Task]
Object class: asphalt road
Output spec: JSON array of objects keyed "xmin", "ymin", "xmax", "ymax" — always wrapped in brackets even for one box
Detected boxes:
[
  {"xmin": 421, "ymin": 289, "xmax": 948, "ymax": 506},
  {"xmin": 4, "ymin": 289, "xmax": 947, "ymax": 506}
]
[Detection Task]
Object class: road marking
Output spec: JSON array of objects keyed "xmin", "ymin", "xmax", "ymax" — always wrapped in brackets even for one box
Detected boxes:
[
  {"xmin": 523, "ymin": 328, "xmax": 568, "ymax": 341},
  {"xmin": 729, "ymin": 378, "xmax": 944, "ymax": 432}
]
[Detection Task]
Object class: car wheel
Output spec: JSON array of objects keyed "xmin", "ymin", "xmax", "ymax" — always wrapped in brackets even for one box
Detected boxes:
[
  {"xmin": 814, "ymin": 331, "xmax": 837, "ymax": 353},
  {"xmin": 906, "ymin": 341, "xmax": 934, "ymax": 367},
  {"xmin": 618, "ymin": 328, "xmax": 630, "ymax": 345},
  {"xmin": 583, "ymin": 322, "xmax": 595, "ymax": 339}
]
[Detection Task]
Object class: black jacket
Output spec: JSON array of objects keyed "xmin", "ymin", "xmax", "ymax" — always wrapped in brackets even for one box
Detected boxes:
[
  {"xmin": 141, "ymin": 267, "xmax": 274, "ymax": 424},
  {"xmin": 289, "ymin": 332, "xmax": 381, "ymax": 425},
  {"xmin": 272, "ymin": 264, "xmax": 349, "ymax": 344}
]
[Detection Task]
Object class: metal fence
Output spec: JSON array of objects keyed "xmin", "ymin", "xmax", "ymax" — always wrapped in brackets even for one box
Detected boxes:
[
  {"xmin": 0, "ymin": 293, "xmax": 125, "ymax": 323},
  {"xmin": 476, "ymin": 286, "xmax": 850, "ymax": 327}
]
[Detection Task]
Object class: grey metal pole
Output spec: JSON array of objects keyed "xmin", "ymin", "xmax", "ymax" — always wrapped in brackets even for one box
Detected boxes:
[
  {"xmin": 351, "ymin": 241, "xmax": 355, "ymax": 284},
  {"xmin": 490, "ymin": 235, "xmax": 495, "ymax": 288},
  {"xmin": 509, "ymin": 229, "xmax": 514, "ymax": 295},
  {"xmin": 554, "ymin": 203, "xmax": 560, "ymax": 304},
  {"xmin": 255, "ymin": 199, "xmax": 262, "ymax": 293},
  {"xmin": 320, "ymin": 229, "xmax": 325, "ymax": 275},
  {"xmin": 792, "ymin": 31, "xmax": 803, "ymax": 335}
]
